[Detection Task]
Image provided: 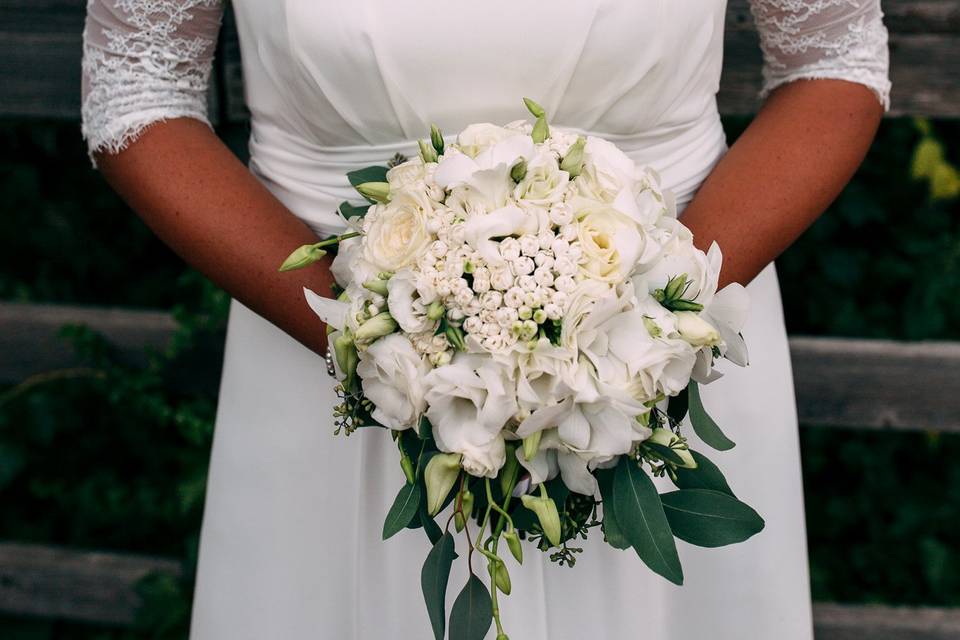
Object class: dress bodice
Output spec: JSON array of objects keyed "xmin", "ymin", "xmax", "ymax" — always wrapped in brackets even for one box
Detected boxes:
[{"xmin": 81, "ymin": 0, "xmax": 891, "ymax": 235}]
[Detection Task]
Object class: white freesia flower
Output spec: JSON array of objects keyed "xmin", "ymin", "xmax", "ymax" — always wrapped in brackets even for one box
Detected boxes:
[
  {"xmin": 455, "ymin": 123, "xmax": 524, "ymax": 158},
  {"xmin": 357, "ymin": 334, "xmax": 430, "ymax": 430},
  {"xmin": 363, "ymin": 191, "xmax": 435, "ymax": 272},
  {"xmin": 424, "ymin": 354, "xmax": 518, "ymax": 477}
]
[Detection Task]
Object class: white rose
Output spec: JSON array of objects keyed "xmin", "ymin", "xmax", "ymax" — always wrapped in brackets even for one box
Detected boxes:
[
  {"xmin": 363, "ymin": 192, "xmax": 434, "ymax": 272},
  {"xmin": 575, "ymin": 202, "xmax": 652, "ymax": 282},
  {"xmin": 386, "ymin": 157, "xmax": 428, "ymax": 193},
  {"xmin": 357, "ymin": 334, "xmax": 430, "ymax": 430},
  {"xmin": 424, "ymin": 354, "xmax": 518, "ymax": 478}
]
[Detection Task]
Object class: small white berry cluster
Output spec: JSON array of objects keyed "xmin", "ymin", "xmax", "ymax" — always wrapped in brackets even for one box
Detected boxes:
[{"xmin": 414, "ymin": 202, "xmax": 586, "ymax": 355}]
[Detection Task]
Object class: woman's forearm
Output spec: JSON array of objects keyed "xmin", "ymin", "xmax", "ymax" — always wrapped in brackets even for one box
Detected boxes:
[
  {"xmin": 681, "ymin": 79, "xmax": 883, "ymax": 289},
  {"xmin": 95, "ymin": 117, "xmax": 334, "ymax": 355}
]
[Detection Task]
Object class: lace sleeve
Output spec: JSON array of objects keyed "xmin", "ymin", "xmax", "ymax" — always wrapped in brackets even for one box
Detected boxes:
[
  {"xmin": 81, "ymin": 0, "xmax": 225, "ymax": 165},
  {"xmin": 749, "ymin": 0, "xmax": 892, "ymax": 110}
]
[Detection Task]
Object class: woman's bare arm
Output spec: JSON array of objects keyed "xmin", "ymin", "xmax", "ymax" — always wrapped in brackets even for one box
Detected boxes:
[
  {"xmin": 96, "ymin": 117, "xmax": 334, "ymax": 355},
  {"xmin": 680, "ymin": 79, "xmax": 883, "ymax": 289}
]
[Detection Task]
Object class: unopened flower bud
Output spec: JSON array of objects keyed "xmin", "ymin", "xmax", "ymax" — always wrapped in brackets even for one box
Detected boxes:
[
  {"xmin": 354, "ymin": 312, "xmax": 398, "ymax": 342},
  {"xmin": 520, "ymin": 493, "xmax": 562, "ymax": 547},
  {"xmin": 279, "ymin": 243, "xmax": 327, "ymax": 272},
  {"xmin": 355, "ymin": 181, "xmax": 391, "ymax": 204},
  {"xmin": 424, "ymin": 453, "xmax": 462, "ymax": 516},
  {"xmin": 418, "ymin": 138, "xmax": 438, "ymax": 163},
  {"xmin": 559, "ymin": 135, "xmax": 586, "ymax": 178},
  {"xmin": 503, "ymin": 529, "xmax": 523, "ymax": 564}
]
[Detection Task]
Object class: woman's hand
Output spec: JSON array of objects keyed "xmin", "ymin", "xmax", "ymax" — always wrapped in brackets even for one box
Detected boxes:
[
  {"xmin": 96, "ymin": 117, "xmax": 336, "ymax": 355},
  {"xmin": 680, "ymin": 79, "xmax": 883, "ymax": 289}
]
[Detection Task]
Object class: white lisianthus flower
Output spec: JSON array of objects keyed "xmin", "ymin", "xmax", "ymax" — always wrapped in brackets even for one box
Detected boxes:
[
  {"xmin": 455, "ymin": 123, "xmax": 524, "ymax": 158},
  {"xmin": 363, "ymin": 191, "xmax": 435, "ymax": 272},
  {"xmin": 331, "ymin": 232, "xmax": 379, "ymax": 290},
  {"xmin": 514, "ymin": 151, "xmax": 569, "ymax": 206},
  {"xmin": 576, "ymin": 136, "xmax": 641, "ymax": 203},
  {"xmin": 386, "ymin": 268, "xmax": 434, "ymax": 333},
  {"xmin": 462, "ymin": 204, "xmax": 538, "ymax": 266},
  {"xmin": 424, "ymin": 354, "xmax": 519, "ymax": 478},
  {"xmin": 514, "ymin": 429, "xmax": 600, "ymax": 498},
  {"xmin": 641, "ymin": 226, "xmax": 721, "ymax": 305},
  {"xmin": 435, "ymin": 133, "xmax": 535, "ymax": 209},
  {"xmin": 357, "ymin": 334, "xmax": 430, "ymax": 430}
]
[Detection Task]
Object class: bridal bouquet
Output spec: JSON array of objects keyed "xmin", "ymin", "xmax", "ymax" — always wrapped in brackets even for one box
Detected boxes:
[{"xmin": 280, "ymin": 99, "xmax": 762, "ymax": 640}]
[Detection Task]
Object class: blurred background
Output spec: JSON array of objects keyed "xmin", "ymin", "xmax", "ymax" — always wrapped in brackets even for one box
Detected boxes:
[{"xmin": 2, "ymin": 2, "xmax": 960, "ymax": 639}]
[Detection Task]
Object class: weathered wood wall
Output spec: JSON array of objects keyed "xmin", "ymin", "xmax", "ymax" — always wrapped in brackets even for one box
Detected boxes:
[{"xmin": 0, "ymin": 0, "xmax": 958, "ymax": 121}]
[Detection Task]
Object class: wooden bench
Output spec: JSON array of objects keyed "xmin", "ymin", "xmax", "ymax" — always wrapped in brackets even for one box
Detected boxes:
[{"xmin": 1, "ymin": 0, "xmax": 958, "ymax": 636}]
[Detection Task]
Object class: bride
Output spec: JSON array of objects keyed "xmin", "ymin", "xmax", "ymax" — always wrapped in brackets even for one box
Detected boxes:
[{"xmin": 81, "ymin": 1, "xmax": 889, "ymax": 638}]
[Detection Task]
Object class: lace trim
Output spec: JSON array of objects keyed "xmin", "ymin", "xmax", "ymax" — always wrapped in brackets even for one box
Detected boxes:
[
  {"xmin": 81, "ymin": 0, "xmax": 223, "ymax": 164},
  {"xmin": 751, "ymin": 0, "xmax": 892, "ymax": 110}
]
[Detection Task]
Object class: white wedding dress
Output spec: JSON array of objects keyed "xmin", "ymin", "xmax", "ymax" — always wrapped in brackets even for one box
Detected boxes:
[{"xmin": 81, "ymin": 2, "xmax": 890, "ymax": 638}]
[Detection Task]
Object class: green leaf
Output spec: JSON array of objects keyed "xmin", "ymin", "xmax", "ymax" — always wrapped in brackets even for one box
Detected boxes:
[
  {"xmin": 596, "ymin": 468, "xmax": 630, "ymax": 550},
  {"xmin": 421, "ymin": 532, "xmax": 457, "ymax": 640},
  {"xmin": 338, "ymin": 201, "xmax": 369, "ymax": 219},
  {"xmin": 382, "ymin": 482, "xmax": 422, "ymax": 540},
  {"xmin": 661, "ymin": 489, "xmax": 765, "ymax": 547},
  {"xmin": 346, "ymin": 165, "xmax": 389, "ymax": 189},
  {"xmin": 419, "ymin": 499, "xmax": 444, "ymax": 545},
  {"xmin": 449, "ymin": 575, "xmax": 493, "ymax": 640},
  {"xmin": 613, "ymin": 457, "xmax": 683, "ymax": 585},
  {"xmin": 673, "ymin": 450, "xmax": 735, "ymax": 497},
  {"xmin": 667, "ymin": 387, "xmax": 689, "ymax": 423},
  {"xmin": 688, "ymin": 382, "xmax": 735, "ymax": 451}
]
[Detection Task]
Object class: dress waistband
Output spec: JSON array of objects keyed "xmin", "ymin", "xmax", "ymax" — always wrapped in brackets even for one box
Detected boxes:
[{"xmin": 247, "ymin": 108, "xmax": 727, "ymax": 238}]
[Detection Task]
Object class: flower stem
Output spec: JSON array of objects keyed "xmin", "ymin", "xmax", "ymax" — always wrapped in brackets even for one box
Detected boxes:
[{"xmin": 316, "ymin": 231, "xmax": 361, "ymax": 248}]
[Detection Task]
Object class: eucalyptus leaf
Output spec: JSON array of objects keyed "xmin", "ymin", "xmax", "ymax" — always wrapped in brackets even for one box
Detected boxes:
[
  {"xmin": 382, "ymin": 482, "xmax": 422, "ymax": 540},
  {"xmin": 346, "ymin": 165, "xmax": 389, "ymax": 188},
  {"xmin": 613, "ymin": 457, "xmax": 683, "ymax": 585},
  {"xmin": 596, "ymin": 468, "xmax": 630, "ymax": 550},
  {"xmin": 338, "ymin": 200, "xmax": 370, "ymax": 219},
  {"xmin": 673, "ymin": 450, "xmax": 735, "ymax": 497},
  {"xmin": 688, "ymin": 382, "xmax": 735, "ymax": 451},
  {"xmin": 419, "ymin": 499, "xmax": 444, "ymax": 544},
  {"xmin": 667, "ymin": 387, "xmax": 689, "ymax": 423},
  {"xmin": 421, "ymin": 532, "xmax": 457, "ymax": 640},
  {"xmin": 449, "ymin": 575, "xmax": 493, "ymax": 640},
  {"xmin": 661, "ymin": 489, "xmax": 764, "ymax": 547}
]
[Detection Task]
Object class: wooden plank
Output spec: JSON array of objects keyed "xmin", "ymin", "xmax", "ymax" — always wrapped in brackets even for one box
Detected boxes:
[
  {"xmin": 0, "ymin": 0, "xmax": 956, "ymax": 120},
  {"xmin": 2, "ymin": 302, "xmax": 960, "ymax": 432},
  {"xmin": 790, "ymin": 336, "xmax": 960, "ymax": 432},
  {"xmin": 0, "ymin": 542, "xmax": 182, "ymax": 625},
  {"xmin": 0, "ymin": 302, "xmax": 176, "ymax": 383},
  {"xmin": 814, "ymin": 603, "xmax": 960, "ymax": 640},
  {"xmin": 0, "ymin": 542, "xmax": 959, "ymax": 633}
]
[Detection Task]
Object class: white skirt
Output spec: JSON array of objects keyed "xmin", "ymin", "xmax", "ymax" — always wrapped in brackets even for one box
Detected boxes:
[{"xmin": 188, "ymin": 261, "xmax": 813, "ymax": 639}]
